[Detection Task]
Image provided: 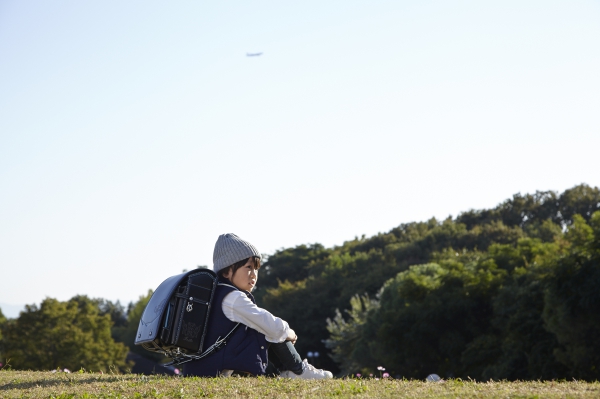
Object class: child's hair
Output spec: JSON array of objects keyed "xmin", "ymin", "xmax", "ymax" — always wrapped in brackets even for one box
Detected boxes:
[{"xmin": 217, "ymin": 256, "xmax": 261, "ymax": 279}]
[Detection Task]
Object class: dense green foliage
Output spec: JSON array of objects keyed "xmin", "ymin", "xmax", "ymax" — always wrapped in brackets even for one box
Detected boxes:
[
  {"xmin": 324, "ymin": 204, "xmax": 600, "ymax": 380},
  {"xmin": 0, "ymin": 307, "xmax": 6, "ymax": 359},
  {"xmin": 542, "ymin": 215, "xmax": 600, "ymax": 380},
  {"xmin": 0, "ymin": 287, "xmax": 159, "ymax": 371},
  {"xmin": 0, "ymin": 296, "xmax": 129, "ymax": 372},
  {"xmin": 255, "ymin": 184, "xmax": 600, "ymax": 378}
]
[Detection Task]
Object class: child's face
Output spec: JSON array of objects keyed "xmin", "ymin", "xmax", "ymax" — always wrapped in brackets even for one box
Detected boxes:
[{"xmin": 224, "ymin": 258, "xmax": 258, "ymax": 292}]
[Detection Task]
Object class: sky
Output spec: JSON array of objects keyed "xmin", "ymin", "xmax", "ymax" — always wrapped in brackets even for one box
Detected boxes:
[{"xmin": 1, "ymin": 0, "xmax": 599, "ymax": 318}]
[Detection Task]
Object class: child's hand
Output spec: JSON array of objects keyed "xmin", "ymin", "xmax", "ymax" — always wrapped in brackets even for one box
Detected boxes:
[{"xmin": 287, "ymin": 329, "xmax": 298, "ymax": 345}]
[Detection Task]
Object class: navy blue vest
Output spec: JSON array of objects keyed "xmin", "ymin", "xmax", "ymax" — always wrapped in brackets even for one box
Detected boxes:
[{"xmin": 183, "ymin": 278, "xmax": 269, "ymax": 376}]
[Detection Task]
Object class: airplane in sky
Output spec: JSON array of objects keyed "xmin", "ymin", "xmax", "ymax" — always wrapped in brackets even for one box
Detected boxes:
[{"xmin": 246, "ymin": 52, "xmax": 263, "ymax": 57}]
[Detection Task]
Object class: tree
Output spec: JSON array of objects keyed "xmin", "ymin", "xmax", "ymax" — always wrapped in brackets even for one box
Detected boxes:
[
  {"xmin": 0, "ymin": 307, "xmax": 6, "ymax": 362},
  {"xmin": 558, "ymin": 185, "xmax": 600, "ymax": 225},
  {"xmin": 97, "ymin": 299, "xmax": 128, "ymax": 331},
  {"xmin": 254, "ymin": 243, "xmax": 330, "ymax": 297},
  {"xmin": 542, "ymin": 212, "xmax": 600, "ymax": 380},
  {"xmin": 325, "ymin": 294, "xmax": 379, "ymax": 375},
  {"xmin": 324, "ymin": 237, "xmax": 573, "ymax": 380},
  {"xmin": 377, "ymin": 258, "xmax": 508, "ymax": 379},
  {"xmin": 462, "ymin": 239, "xmax": 567, "ymax": 380},
  {"xmin": 1, "ymin": 296, "xmax": 129, "ymax": 371},
  {"xmin": 0, "ymin": 307, "xmax": 6, "ymax": 338}
]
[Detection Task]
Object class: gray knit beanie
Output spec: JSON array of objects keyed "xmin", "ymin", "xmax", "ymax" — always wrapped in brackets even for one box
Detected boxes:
[{"xmin": 213, "ymin": 233, "xmax": 261, "ymax": 274}]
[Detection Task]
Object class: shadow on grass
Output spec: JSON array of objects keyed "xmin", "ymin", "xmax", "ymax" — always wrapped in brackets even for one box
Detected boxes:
[{"xmin": 0, "ymin": 374, "xmax": 159, "ymax": 391}]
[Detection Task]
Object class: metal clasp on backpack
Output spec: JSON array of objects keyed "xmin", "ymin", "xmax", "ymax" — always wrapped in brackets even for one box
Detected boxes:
[{"xmin": 186, "ymin": 297, "xmax": 193, "ymax": 312}]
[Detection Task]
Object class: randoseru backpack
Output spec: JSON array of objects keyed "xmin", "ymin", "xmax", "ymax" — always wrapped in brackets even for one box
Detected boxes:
[{"xmin": 134, "ymin": 268, "xmax": 238, "ymax": 365}]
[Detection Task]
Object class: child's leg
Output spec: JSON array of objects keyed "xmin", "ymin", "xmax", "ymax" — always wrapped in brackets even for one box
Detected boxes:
[{"xmin": 267, "ymin": 341, "xmax": 304, "ymax": 375}]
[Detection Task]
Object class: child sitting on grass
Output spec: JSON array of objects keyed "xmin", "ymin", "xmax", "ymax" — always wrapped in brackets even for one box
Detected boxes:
[{"xmin": 183, "ymin": 233, "xmax": 333, "ymax": 379}]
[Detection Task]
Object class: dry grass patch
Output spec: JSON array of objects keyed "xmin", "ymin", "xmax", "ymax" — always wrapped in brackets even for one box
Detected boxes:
[{"xmin": 1, "ymin": 370, "xmax": 599, "ymax": 398}]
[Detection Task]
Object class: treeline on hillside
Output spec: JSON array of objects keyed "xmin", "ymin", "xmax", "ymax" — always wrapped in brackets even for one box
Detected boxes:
[
  {"xmin": 0, "ymin": 292, "xmax": 155, "ymax": 372},
  {"xmin": 1, "ymin": 184, "xmax": 599, "ymax": 380},
  {"xmin": 255, "ymin": 184, "xmax": 600, "ymax": 380}
]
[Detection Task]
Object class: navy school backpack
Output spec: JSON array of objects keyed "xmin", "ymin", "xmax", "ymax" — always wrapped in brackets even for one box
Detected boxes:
[{"xmin": 134, "ymin": 269, "xmax": 238, "ymax": 365}]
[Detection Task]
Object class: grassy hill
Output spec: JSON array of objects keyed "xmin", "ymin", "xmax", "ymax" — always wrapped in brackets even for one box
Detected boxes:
[{"xmin": 1, "ymin": 370, "xmax": 599, "ymax": 398}]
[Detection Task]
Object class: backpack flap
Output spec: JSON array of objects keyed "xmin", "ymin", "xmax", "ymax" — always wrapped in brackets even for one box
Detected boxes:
[{"xmin": 135, "ymin": 270, "xmax": 195, "ymax": 346}]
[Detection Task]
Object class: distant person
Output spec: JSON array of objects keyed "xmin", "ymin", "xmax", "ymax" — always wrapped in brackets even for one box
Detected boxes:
[{"xmin": 183, "ymin": 233, "xmax": 333, "ymax": 379}]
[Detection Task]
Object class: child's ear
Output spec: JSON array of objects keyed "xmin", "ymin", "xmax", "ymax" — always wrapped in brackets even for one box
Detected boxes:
[{"xmin": 223, "ymin": 270, "xmax": 230, "ymax": 279}]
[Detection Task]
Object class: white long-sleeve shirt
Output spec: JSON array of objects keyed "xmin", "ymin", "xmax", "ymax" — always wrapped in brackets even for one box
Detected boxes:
[{"xmin": 221, "ymin": 290, "xmax": 292, "ymax": 343}]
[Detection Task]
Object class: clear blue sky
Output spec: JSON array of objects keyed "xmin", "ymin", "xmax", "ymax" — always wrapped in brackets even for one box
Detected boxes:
[{"xmin": 1, "ymin": 0, "xmax": 599, "ymax": 318}]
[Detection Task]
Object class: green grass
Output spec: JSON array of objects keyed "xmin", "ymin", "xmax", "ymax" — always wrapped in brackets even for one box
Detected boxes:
[{"xmin": 1, "ymin": 371, "xmax": 599, "ymax": 398}]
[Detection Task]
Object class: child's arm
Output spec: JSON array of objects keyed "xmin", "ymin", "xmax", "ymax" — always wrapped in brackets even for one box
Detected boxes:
[{"xmin": 222, "ymin": 291, "xmax": 297, "ymax": 343}]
